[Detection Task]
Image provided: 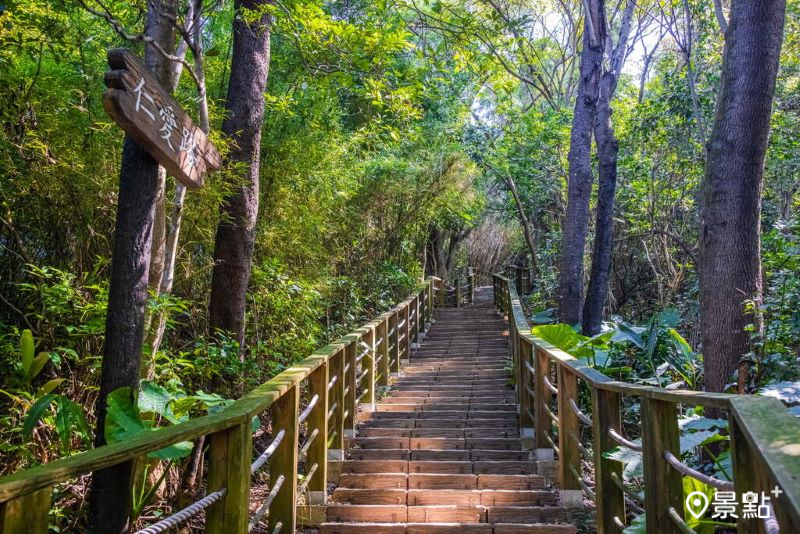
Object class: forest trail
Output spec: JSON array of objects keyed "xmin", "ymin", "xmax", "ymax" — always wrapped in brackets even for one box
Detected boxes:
[{"xmin": 320, "ymin": 287, "xmax": 576, "ymax": 533}]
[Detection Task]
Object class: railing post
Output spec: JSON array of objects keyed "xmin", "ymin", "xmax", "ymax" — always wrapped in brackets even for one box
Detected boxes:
[
  {"xmin": 592, "ymin": 388, "xmax": 625, "ymax": 533},
  {"xmin": 455, "ymin": 278, "xmax": 461, "ymax": 307},
  {"xmin": 207, "ymin": 421, "xmax": 252, "ymax": 533},
  {"xmin": 377, "ymin": 317, "xmax": 389, "ymax": 389},
  {"xmin": 0, "ymin": 487, "xmax": 50, "ymax": 534},
  {"xmin": 329, "ymin": 347, "xmax": 345, "ymax": 461},
  {"xmin": 403, "ymin": 303, "xmax": 410, "ymax": 361},
  {"xmin": 557, "ymin": 366, "xmax": 582, "ymax": 507},
  {"xmin": 534, "ymin": 347, "xmax": 551, "ymax": 454},
  {"xmin": 641, "ymin": 397, "xmax": 682, "ymax": 533},
  {"xmin": 267, "ymin": 380, "xmax": 299, "ymax": 533},
  {"xmin": 306, "ymin": 360, "xmax": 328, "ymax": 505},
  {"xmin": 469, "ymin": 272, "xmax": 475, "ymax": 303},
  {"xmin": 519, "ymin": 338, "xmax": 534, "ymax": 444},
  {"xmin": 344, "ymin": 339, "xmax": 357, "ymax": 437},
  {"xmin": 438, "ymin": 279, "xmax": 445, "ymax": 307},
  {"xmin": 730, "ymin": 410, "xmax": 768, "ymax": 534},
  {"xmin": 389, "ymin": 311, "xmax": 400, "ymax": 375},
  {"xmin": 427, "ymin": 280, "xmax": 434, "ymax": 322},
  {"xmin": 363, "ymin": 328, "xmax": 376, "ymax": 411}
]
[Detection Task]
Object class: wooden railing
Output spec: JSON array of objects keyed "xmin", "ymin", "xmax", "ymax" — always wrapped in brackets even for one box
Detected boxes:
[
  {"xmin": 436, "ymin": 269, "xmax": 475, "ymax": 307},
  {"xmin": 493, "ymin": 273, "xmax": 800, "ymax": 534},
  {"xmin": 0, "ymin": 279, "xmax": 438, "ymax": 533}
]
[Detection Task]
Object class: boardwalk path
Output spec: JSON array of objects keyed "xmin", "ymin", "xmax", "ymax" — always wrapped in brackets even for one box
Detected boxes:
[{"xmin": 320, "ymin": 288, "xmax": 575, "ymax": 533}]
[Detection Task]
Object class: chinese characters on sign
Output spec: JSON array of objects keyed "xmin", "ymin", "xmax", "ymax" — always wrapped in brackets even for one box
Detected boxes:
[
  {"xmin": 686, "ymin": 486, "xmax": 783, "ymax": 521},
  {"xmin": 102, "ymin": 48, "xmax": 221, "ymax": 189}
]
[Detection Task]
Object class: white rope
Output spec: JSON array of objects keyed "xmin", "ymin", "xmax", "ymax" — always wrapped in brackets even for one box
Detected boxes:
[{"xmin": 135, "ymin": 488, "xmax": 228, "ymax": 534}]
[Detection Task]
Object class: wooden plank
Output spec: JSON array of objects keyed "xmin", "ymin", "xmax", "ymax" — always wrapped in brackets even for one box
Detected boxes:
[
  {"xmin": 330, "ymin": 348, "xmax": 345, "ymax": 452},
  {"xmin": 344, "ymin": 339, "xmax": 357, "ymax": 434},
  {"xmin": 337, "ymin": 473, "xmax": 408, "ymax": 489},
  {"xmin": 476, "ymin": 474, "xmax": 546, "ymax": 490},
  {"xmin": 534, "ymin": 347, "xmax": 551, "ymax": 450},
  {"xmin": 326, "ymin": 505, "xmax": 407, "ymax": 523},
  {"xmin": 268, "ymin": 381, "xmax": 300, "ymax": 533},
  {"xmin": 592, "ymin": 388, "xmax": 625, "ymax": 533},
  {"xmin": 102, "ymin": 49, "xmax": 220, "ymax": 189},
  {"xmin": 407, "ymin": 505, "xmax": 486, "ymax": 523},
  {"xmin": 206, "ymin": 421, "xmax": 251, "ymax": 534},
  {"xmin": 378, "ymin": 318, "xmax": 389, "ymax": 388},
  {"xmin": 729, "ymin": 395, "xmax": 800, "ymax": 530},
  {"xmin": 556, "ymin": 366, "xmax": 580, "ymax": 491},
  {"xmin": 0, "ymin": 486, "xmax": 50, "ymax": 534},
  {"xmin": 306, "ymin": 361, "xmax": 328, "ymax": 503},
  {"xmin": 641, "ymin": 397, "xmax": 682, "ymax": 533}
]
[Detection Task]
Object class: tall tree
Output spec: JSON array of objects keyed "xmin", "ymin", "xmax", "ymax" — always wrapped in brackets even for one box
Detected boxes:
[
  {"xmin": 208, "ymin": 0, "xmax": 272, "ymax": 347},
  {"xmin": 558, "ymin": 0, "xmax": 606, "ymax": 325},
  {"xmin": 88, "ymin": 2, "xmax": 178, "ymax": 530},
  {"xmin": 581, "ymin": 1, "xmax": 636, "ymax": 335},
  {"xmin": 699, "ymin": 0, "xmax": 786, "ymax": 393}
]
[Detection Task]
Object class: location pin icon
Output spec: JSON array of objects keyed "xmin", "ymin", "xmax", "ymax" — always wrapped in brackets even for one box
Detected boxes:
[{"xmin": 686, "ymin": 491, "xmax": 710, "ymax": 519}]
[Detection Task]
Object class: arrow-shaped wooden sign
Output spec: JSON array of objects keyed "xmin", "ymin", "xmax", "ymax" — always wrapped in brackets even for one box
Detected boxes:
[{"xmin": 103, "ymin": 48, "xmax": 221, "ymax": 189}]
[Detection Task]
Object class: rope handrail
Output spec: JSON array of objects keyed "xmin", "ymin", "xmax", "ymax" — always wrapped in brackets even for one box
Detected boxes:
[
  {"xmin": 542, "ymin": 375, "xmax": 558, "ymax": 395},
  {"xmin": 608, "ymin": 428, "xmax": 642, "ymax": 452},
  {"xmin": 136, "ymin": 488, "xmax": 228, "ymax": 534},
  {"xmin": 569, "ymin": 398, "xmax": 593, "ymax": 427},
  {"xmin": 247, "ymin": 474, "xmax": 285, "ymax": 532},
  {"xmin": 327, "ymin": 374, "xmax": 338, "ymax": 390},
  {"xmin": 299, "ymin": 428, "xmax": 318, "ymax": 456},
  {"xmin": 298, "ymin": 394, "xmax": 319, "ymax": 424},
  {"xmin": 251, "ymin": 429, "xmax": 287, "ymax": 473},
  {"xmin": 663, "ymin": 451, "xmax": 734, "ymax": 491},
  {"xmin": 297, "ymin": 463, "xmax": 318, "ymax": 495}
]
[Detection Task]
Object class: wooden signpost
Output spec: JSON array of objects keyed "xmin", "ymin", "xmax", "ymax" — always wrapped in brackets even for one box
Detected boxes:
[{"xmin": 102, "ymin": 48, "xmax": 221, "ymax": 189}]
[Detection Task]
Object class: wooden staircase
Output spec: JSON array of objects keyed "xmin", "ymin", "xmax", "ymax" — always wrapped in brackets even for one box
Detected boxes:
[{"xmin": 319, "ymin": 290, "xmax": 576, "ymax": 533}]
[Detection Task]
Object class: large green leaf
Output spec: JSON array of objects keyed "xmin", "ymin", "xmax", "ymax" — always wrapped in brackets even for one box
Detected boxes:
[
  {"xmin": 20, "ymin": 330, "xmax": 35, "ymax": 377},
  {"xmin": 105, "ymin": 387, "xmax": 193, "ymax": 460},
  {"xmin": 138, "ymin": 380, "xmax": 173, "ymax": 417},
  {"xmin": 29, "ymin": 352, "xmax": 51, "ymax": 380},
  {"xmin": 531, "ymin": 324, "xmax": 587, "ymax": 352},
  {"xmin": 105, "ymin": 387, "xmax": 147, "ymax": 443},
  {"xmin": 603, "ymin": 444, "xmax": 643, "ymax": 478},
  {"xmin": 54, "ymin": 396, "xmax": 90, "ymax": 452},
  {"xmin": 23, "ymin": 393, "xmax": 57, "ymax": 440},
  {"xmin": 613, "ymin": 323, "xmax": 645, "ymax": 349},
  {"xmin": 622, "ymin": 513, "xmax": 646, "ymax": 533}
]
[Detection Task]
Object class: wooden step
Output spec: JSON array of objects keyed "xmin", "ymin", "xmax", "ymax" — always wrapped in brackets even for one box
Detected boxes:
[
  {"xmin": 319, "ymin": 523, "xmax": 405, "ymax": 534},
  {"xmin": 486, "ymin": 506, "xmax": 567, "ymax": 523},
  {"xmin": 406, "ymin": 505, "xmax": 486, "ymax": 523},
  {"xmin": 326, "ymin": 505, "xmax": 407, "ymax": 523},
  {"xmin": 332, "ymin": 488, "xmax": 407, "ymax": 505},
  {"xmin": 493, "ymin": 525, "xmax": 577, "ymax": 533},
  {"xmin": 337, "ymin": 473, "xmax": 407, "ymax": 489}
]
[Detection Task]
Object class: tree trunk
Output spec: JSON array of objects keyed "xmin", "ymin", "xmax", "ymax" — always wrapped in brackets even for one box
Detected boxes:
[
  {"xmin": 581, "ymin": 0, "xmax": 633, "ymax": 335},
  {"xmin": 558, "ymin": 0, "xmax": 606, "ymax": 325},
  {"xmin": 208, "ymin": 0, "xmax": 272, "ymax": 348},
  {"xmin": 144, "ymin": 0, "xmax": 210, "ymax": 375},
  {"xmin": 89, "ymin": 2, "xmax": 179, "ymax": 528},
  {"xmin": 89, "ymin": 138, "xmax": 159, "ymax": 533},
  {"xmin": 582, "ymin": 88, "xmax": 618, "ymax": 335},
  {"xmin": 699, "ymin": 0, "xmax": 785, "ymax": 393}
]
